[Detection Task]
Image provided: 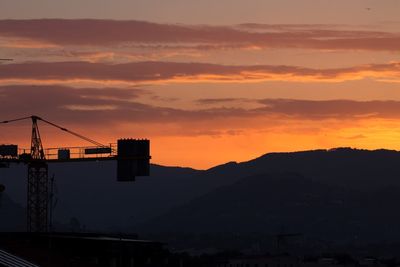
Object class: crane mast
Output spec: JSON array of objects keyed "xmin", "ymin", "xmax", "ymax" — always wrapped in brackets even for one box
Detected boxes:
[
  {"xmin": 28, "ymin": 116, "xmax": 49, "ymax": 232},
  {"xmin": 30, "ymin": 116, "xmax": 45, "ymax": 160}
]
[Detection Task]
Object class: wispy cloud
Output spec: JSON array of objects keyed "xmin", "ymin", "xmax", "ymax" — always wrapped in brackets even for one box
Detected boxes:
[
  {"xmin": 257, "ymin": 99, "xmax": 400, "ymax": 119},
  {"xmin": 2, "ymin": 85, "xmax": 400, "ymax": 131},
  {"xmin": 1, "ymin": 19, "xmax": 399, "ymax": 52},
  {"xmin": 1, "ymin": 61, "xmax": 400, "ymax": 87},
  {"xmin": 196, "ymin": 98, "xmax": 250, "ymax": 105}
]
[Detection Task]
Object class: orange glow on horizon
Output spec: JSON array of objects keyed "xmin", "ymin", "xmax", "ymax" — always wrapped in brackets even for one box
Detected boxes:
[
  {"xmin": 2, "ymin": 117, "xmax": 400, "ymax": 169},
  {"xmin": 2, "ymin": 19, "xmax": 400, "ymax": 170}
]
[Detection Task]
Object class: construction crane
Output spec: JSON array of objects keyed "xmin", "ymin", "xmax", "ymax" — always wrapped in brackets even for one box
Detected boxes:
[{"xmin": 0, "ymin": 115, "xmax": 150, "ymax": 233}]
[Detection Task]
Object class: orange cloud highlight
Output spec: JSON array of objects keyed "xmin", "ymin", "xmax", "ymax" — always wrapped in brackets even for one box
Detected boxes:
[{"xmin": 1, "ymin": 61, "xmax": 400, "ymax": 88}]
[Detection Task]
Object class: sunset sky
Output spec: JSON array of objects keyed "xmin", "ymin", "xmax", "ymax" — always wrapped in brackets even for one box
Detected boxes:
[{"xmin": 1, "ymin": 0, "xmax": 400, "ymax": 168}]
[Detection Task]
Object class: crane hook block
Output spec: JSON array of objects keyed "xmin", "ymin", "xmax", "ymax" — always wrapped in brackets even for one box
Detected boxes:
[{"xmin": 117, "ymin": 139, "xmax": 150, "ymax": 182}]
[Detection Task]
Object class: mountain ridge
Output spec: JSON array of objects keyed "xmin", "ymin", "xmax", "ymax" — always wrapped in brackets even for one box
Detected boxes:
[{"xmin": 2, "ymin": 147, "xmax": 400, "ymax": 233}]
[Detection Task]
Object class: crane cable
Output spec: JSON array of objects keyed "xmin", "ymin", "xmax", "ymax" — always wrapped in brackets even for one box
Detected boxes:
[
  {"xmin": 0, "ymin": 116, "xmax": 32, "ymax": 124},
  {"xmin": 38, "ymin": 117, "xmax": 107, "ymax": 148},
  {"xmin": 0, "ymin": 117, "xmax": 32, "ymax": 143},
  {"xmin": 1, "ymin": 115, "xmax": 110, "ymax": 149}
]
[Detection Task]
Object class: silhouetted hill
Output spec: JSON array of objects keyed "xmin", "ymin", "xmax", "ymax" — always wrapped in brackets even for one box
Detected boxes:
[
  {"xmin": 138, "ymin": 171, "xmax": 400, "ymax": 243},
  {"xmin": 201, "ymin": 148, "xmax": 400, "ymax": 191},
  {"xmin": 0, "ymin": 162, "xmax": 228, "ymax": 231},
  {"xmin": 52, "ymin": 163, "xmax": 215, "ymax": 230},
  {"xmin": 2, "ymin": 148, "xmax": 400, "ymax": 234},
  {"xmin": 133, "ymin": 148, "xmax": 400, "ymax": 245}
]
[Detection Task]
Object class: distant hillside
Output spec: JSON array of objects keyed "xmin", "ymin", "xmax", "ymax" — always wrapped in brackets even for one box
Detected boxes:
[
  {"xmin": 2, "ymin": 148, "xmax": 400, "ymax": 234},
  {"xmin": 202, "ymin": 148, "xmax": 400, "ymax": 191},
  {"xmin": 137, "ymin": 171, "xmax": 400, "ymax": 243},
  {"xmin": 0, "ymin": 162, "xmax": 228, "ymax": 231}
]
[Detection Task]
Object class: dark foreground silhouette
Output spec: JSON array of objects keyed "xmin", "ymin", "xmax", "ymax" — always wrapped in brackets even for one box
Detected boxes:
[{"xmin": 3, "ymin": 148, "xmax": 400, "ymax": 257}]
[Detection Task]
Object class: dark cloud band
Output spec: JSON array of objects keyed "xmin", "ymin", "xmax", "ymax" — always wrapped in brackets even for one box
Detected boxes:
[
  {"xmin": 0, "ymin": 61, "xmax": 399, "ymax": 84},
  {"xmin": 0, "ymin": 19, "xmax": 399, "ymax": 51}
]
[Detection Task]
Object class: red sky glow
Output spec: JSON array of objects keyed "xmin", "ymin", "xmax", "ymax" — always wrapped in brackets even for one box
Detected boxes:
[{"xmin": 1, "ymin": 1, "xmax": 400, "ymax": 168}]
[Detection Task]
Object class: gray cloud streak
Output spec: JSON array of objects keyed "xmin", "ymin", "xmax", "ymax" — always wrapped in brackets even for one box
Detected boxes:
[
  {"xmin": 1, "ymin": 61, "xmax": 399, "ymax": 84},
  {"xmin": 1, "ymin": 86, "xmax": 400, "ymax": 131},
  {"xmin": 1, "ymin": 19, "xmax": 399, "ymax": 51}
]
